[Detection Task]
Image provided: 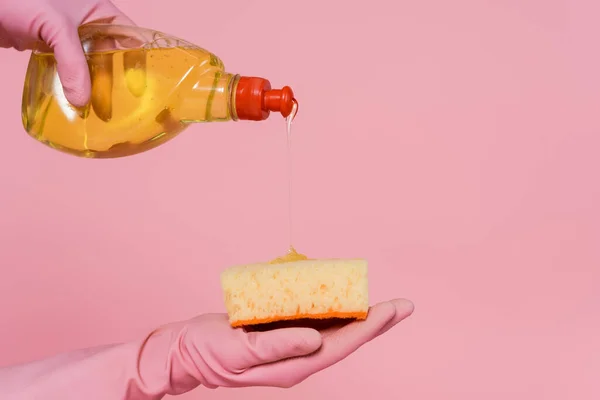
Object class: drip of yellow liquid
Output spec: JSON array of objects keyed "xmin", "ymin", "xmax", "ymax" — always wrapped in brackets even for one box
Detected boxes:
[
  {"xmin": 286, "ymin": 100, "xmax": 298, "ymax": 249},
  {"xmin": 269, "ymin": 102, "xmax": 309, "ymax": 265},
  {"xmin": 269, "ymin": 246, "xmax": 309, "ymax": 264}
]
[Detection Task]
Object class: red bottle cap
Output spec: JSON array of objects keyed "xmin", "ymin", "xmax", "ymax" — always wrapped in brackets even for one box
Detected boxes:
[{"xmin": 235, "ymin": 76, "xmax": 296, "ymax": 121}]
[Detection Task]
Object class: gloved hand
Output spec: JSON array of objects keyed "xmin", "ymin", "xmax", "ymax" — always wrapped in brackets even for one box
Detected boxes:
[
  {"xmin": 0, "ymin": 0, "xmax": 134, "ymax": 107},
  {"xmin": 0, "ymin": 298, "xmax": 414, "ymax": 399}
]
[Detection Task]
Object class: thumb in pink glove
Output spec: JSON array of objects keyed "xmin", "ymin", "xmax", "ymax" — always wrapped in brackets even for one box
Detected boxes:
[
  {"xmin": 0, "ymin": 298, "xmax": 414, "ymax": 399},
  {"xmin": 0, "ymin": 0, "xmax": 134, "ymax": 107}
]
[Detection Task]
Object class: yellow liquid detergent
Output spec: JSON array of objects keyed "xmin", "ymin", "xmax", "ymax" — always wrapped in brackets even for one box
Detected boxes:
[
  {"xmin": 22, "ymin": 46, "xmax": 232, "ymax": 158},
  {"xmin": 268, "ymin": 102, "xmax": 308, "ymax": 265},
  {"xmin": 269, "ymin": 246, "xmax": 309, "ymax": 264}
]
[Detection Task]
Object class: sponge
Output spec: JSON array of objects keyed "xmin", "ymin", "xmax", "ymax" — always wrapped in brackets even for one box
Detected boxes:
[{"xmin": 220, "ymin": 257, "xmax": 369, "ymax": 327}]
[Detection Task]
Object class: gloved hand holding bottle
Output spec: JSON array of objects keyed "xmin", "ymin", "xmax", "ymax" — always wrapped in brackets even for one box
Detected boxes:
[
  {"xmin": 0, "ymin": 0, "xmax": 134, "ymax": 107},
  {"xmin": 0, "ymin": 298, "xmax": 414, "ymax": 399}
]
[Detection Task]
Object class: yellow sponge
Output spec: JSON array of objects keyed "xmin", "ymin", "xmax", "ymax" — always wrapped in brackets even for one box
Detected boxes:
[{"xmin": 220, "ymin": 257, "xmax": 369, "ymax": 327}]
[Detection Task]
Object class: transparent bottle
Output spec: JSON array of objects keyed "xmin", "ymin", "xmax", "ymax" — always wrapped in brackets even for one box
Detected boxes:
[{"xmin": 21, "ymin": 24, "xmax": 296, "ymax": 158}]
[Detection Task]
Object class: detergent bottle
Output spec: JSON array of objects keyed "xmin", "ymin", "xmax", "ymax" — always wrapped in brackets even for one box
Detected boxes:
[{"xmin": 21, "ymin": 23, "xmax": 296, "ymax": 158}]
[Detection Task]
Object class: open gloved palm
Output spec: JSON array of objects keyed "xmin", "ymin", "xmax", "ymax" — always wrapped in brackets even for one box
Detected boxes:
[{"xmin": 0, "ymin": 298, "xmax": 413, "ymax": 399}]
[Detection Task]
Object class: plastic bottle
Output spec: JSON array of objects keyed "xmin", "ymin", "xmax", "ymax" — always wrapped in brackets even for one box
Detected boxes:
[{"xmin": 21, "ymin": 24, "xmax": 297, "ymax": 158}]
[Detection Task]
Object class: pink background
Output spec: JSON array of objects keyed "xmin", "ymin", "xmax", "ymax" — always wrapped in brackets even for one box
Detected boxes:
[{"xmin": 1, "ymin": 0, "xmax": 599, "ymax": 398}]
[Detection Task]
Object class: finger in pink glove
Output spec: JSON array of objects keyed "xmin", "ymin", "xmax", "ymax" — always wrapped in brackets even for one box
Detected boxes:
[{"xmin": 0, "ymin": 0, "xmax": 134, "ymax": 106}]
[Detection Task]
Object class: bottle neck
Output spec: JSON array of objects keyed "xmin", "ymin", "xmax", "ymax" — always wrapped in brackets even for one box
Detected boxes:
[
  {"xmin": 175, "ymin": 72, "xmax": 237, "ymax": 123},
  {"xmin": 228, "ymin": 74, "xmax": 241, "ymax": 121}
]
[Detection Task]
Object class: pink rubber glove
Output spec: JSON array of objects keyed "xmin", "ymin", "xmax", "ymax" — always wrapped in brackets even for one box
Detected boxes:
[
  {"xmin": 0, "ymin": 298, "xmax": 413, "ymax": 399},
  {"xmin": 0, "ymin": 0, "xmax": 134, "ymax": 107}
]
